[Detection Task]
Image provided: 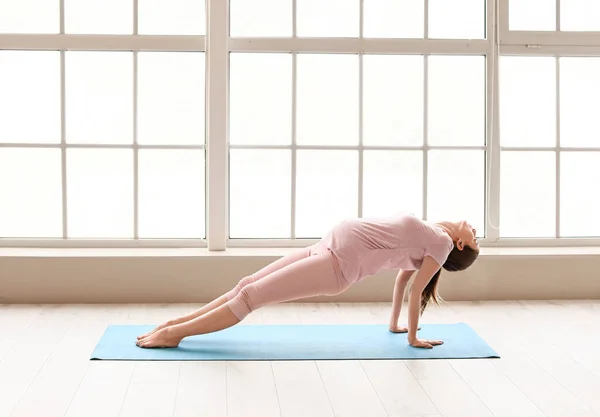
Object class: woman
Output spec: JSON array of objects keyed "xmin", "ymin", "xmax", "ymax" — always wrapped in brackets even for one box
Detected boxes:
[{"xmin": 136, "ymin": 212, "xmax": 479, "ymax": 349}]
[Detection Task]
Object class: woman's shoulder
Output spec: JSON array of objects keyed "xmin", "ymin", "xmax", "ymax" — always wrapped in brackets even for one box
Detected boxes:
[
  {"xmin": 413, "ymin": 218, "xmax": 453, "ymax": 246},
  {"xmin": 419, "ymin": 222, "xmax": 454, "ymax": 265}
]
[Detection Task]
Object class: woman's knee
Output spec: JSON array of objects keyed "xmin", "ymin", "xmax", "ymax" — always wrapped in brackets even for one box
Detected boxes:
[
  {"xmin": 225, "ymin": 274, "xmax": 255, "ymax": 301},
  {"xmin": 239, "ymin": 275, "xmax": 257, "ymax": 289},
  {"xmin": 227, "ymin": 283, "xmax": 259, "ymax": 320}
]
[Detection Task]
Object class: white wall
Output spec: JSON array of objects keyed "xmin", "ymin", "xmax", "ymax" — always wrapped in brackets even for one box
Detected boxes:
[{"xmin": 1, "ymin": 247, "xmax": 599, "ymax": 303}]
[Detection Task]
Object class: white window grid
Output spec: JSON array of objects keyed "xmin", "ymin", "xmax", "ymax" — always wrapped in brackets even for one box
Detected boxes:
[
  {"xmin": 498, "ymin": 0, "xmax": 600, "ymax": 47},
  {"xmin": 0, "ymin": 0, "xmax": 208, "ymax": 248},
  {"xmin": 496, "ymin": 0, "xmax": 600, "ymax": 247},
  {"xmin": 2, "ymin": 0, "xmax": 600, "ymax": 249},
  {"xmin": 227, "ymin": 0, "xmax": 496, "ymax": 249}
]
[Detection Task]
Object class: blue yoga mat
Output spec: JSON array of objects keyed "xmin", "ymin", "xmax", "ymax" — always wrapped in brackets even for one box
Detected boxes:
[{"xmin": 90, "ymin": 323, "xmax": 499, "ymax": 361}]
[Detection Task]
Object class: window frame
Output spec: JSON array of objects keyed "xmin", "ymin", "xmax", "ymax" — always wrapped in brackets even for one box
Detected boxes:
[
  {"xmin": 0, "ymin": 0, "xmax": 208, "ymax": 248},
  {"xmin": 498, "ymin": 0, "xmax": 600, "ymax": 46},
  {"xmin": 496, "ymin": 0, "xmax": 600, "ymax": 246},
  {"xmin": 496, "ymin": 49, "xmax": 600, "ymax": 245},
  {"xmin": 226, "ymin": 0, "xmax": 497, "ymax": 247},
  {"xmin": 2, "ymin": 0, "xmax": 600, "ymax": 248}
]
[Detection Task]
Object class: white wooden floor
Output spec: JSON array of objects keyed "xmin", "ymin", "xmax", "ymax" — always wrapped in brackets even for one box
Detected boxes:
[{"xmin": 1, "ymin": 300, "xmax": 599, "ymax": 417}]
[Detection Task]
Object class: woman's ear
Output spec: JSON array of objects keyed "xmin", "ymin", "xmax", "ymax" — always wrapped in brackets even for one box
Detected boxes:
[{"xmin": 456, "ymin": 239, "xmax": 464, "ymax": 250}]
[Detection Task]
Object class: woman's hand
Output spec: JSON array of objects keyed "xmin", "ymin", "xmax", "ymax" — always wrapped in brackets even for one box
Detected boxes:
[
  {"xmin": 389, "ymin": 325, "xmax": 420, "ymax": 333},
  {"xmin": 408, "ymin": 337, "xmax": 443, "ymax": 349}
]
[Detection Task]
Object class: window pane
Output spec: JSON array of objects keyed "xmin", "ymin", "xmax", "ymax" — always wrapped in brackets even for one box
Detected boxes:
[
  {"xmin": 509, "ymin": 0, "xmax": 556, "ymax": 31},
  {"xmin": 0, "ymin": 51, "xmax": 60, "ymax": 144},
  {"xmin": 560, "ymin": 153, "xmax": 600, "ymax": 237},
  {"xmin": 428, "ymin": 56, "xmax": 485, "ymax": 146},
  {"xmin": 230, "ymin": 150, "xmax": 291, "ymax": 238},
  {"xmin": 429, "ymin": 0, "xmax": 484, "ymax": 39},
  {"xmin": 230, "ymin": 53, "xmax": 292, "ymax": 145},
  {"xmin": 0, "ymin": 149, "xmax": 62, "ymax": 238},
  {"xmin": 297, "ymin": 0, "xmax": 359, "ymax": 37},
  {"xmin": 500, "ymin": 57, "xmax": 556, "ymax": 147},
  {"xmin": 427, "ymin": 150, "xmax": 485, "ymax": 237},
  {"xmin": 500, "ymin": 151, "xmax": 555, "ymax": 238},
  {"xmin": 66, "ymin": 52, "xmax": 133, "ymax": 145},
  {"xmin": 230, "ymin": 0, "xmax": 292, "ymax": 37},
  {"xmin": 297, "ymin": 54, "xmax": 358, "ymax": 146},
  {"xmin": 65, "ymin": 0, "xmax": 132, "ymax": 34},
  {"xmin": 139, "ymin": 0, "xmax": 206, "ymax": 35},
  {"xmin": 363, "ymin": 151, "xmax": 423, "ymax": 219},
  {"xmin": 363, "ymin": 55, "xmax": 423, "ymax": 147},
  {"xmin": 296, "ymin": 151, "xmax": 358, "ymax": 238},
  {"xmin": 67, "ymin": 149, "xmax": 133, "ymax": 238},
  {"xmin": 0, "ymin": 0, "xmax": 59, "ymax": 33},
  {"xmin": 139, "ymin": 150, "xmax": 205, "ymax": 238},
  {"xmin": 560, "ymin": 58, "xmax": 600, "ymax": 148},
  {"xmin": 138, "ymin": 52, "xmax": 205, "ymax": 145},
  {"xmin": 363, "ymin": 0, "xmax": 424, "ymax": 38},
  {"xmin": 561, "ymin": 0, "xmax": 600, "ymax": 31}
]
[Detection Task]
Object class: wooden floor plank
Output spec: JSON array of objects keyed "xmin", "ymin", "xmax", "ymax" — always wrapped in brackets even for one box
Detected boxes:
[
  {"xmin": 226, "ymin": 361, "xmax": 281, "ymax": 417},
  {"xmin": 173, "ymin": 362, "xmax": 227, "ymax": 417},
  {"xmin": 271, "ymin": 361, "xmax": 335, "ymax": 417},
  {"xmin": 316, "ymin": 360, "xmax": 389, "ymax": 417},
  {"xmin": 0, "ymin": 301, "xmax": 599, "ymax": 417}
]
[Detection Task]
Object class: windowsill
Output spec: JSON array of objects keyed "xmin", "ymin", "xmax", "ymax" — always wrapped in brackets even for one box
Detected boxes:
[{"xmin": 2, "ymin": 246, "xmax": 600, "ymax": 258}]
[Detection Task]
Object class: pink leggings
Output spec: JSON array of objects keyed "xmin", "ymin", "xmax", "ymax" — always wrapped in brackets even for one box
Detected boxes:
[{"xmin": 224, "ymin": 244, "xmax": 350, "ymax": 320}]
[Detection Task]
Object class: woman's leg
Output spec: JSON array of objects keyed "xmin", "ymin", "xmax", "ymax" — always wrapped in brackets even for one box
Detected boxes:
[
  {"xmin": 137, "ymin": 296, "xmax": 230, "ymax": 340},
  {"xmin": 137, "ymin": 246, "xmax": 315, "ymax": 340},
  {"xmin": 136, "ymin": 250, "xmax": 348, "ymax": 348},
  {"xmin": 222, "ymin": 245, "xmax": 315, "ymax": 302}
]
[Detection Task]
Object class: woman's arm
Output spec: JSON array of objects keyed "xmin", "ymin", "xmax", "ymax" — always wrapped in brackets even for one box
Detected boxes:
[
  {"xmin": 407, "ymin": 256, "xmax": 444, "ymax": 348},
  {"xmin": 389, "ymin": 269, "xmax": 414, "ymax": 332}
]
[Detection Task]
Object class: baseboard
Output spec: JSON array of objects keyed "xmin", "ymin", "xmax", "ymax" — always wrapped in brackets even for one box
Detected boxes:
[{"xmin": 1, "ymin": 247, "xmax": 600, "ymax": 303}]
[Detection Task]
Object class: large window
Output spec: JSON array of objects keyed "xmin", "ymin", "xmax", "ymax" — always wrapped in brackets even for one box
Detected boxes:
[
  {"xmin": 1, "ymin": 0, "xmax": 599, "ymax": 248},
  {"xmin": 498, "ymin": 0, "xmax": 600, "ymax": 242},
  {"xmin": 227, "ymin": 0, "xmax": 488, "ymax": 245},
  {"xmin": 0, "ymin": 1, "xmax": 207, "ymax": 244},
  {"xmin": 229, "ymin": 52, "xmax": 486, "ymax": 240}
]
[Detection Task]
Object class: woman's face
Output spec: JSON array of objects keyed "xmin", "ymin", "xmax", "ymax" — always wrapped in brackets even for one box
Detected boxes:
[{"xmin": 455, "ymin": 220, "xmax": 478, "ymax": 251}]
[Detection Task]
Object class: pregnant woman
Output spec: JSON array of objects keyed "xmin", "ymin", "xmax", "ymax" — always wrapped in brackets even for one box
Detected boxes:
[{"xmin": 136, "ymin": 212, "xmax": 479, "ymax": 349}]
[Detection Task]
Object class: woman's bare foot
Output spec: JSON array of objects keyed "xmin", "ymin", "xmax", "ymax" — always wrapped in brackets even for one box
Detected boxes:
[
  {"xmin": 137, "ymin": 297, "xmax": 229, "ymax": 341},
  {"xmin": 136, "ymin": 327, "xmax": 182, "ymax": 349},
  {"xmin": 137, "ymin": 320, "xmax": 176, "ymax": 340}
]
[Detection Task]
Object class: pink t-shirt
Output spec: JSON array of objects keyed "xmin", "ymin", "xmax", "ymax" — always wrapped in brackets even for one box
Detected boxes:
[{"xmin": 317, "ymin": 212, "xmax": 454, "ymax": 284}]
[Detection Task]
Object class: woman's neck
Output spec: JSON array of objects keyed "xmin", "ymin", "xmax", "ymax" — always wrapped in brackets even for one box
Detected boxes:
[{"xmin": 435, "ymin": 221, "xmax": 458, "ymax": 241}]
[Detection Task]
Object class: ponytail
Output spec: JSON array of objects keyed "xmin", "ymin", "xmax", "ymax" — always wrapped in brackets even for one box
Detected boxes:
[
  {"xmin": 419, "ymin": 244, "xmax": 479, "ymax": 314},
  {"xmin": 420, "ymin": 268, "xmax": 442, "ymax": 315}
]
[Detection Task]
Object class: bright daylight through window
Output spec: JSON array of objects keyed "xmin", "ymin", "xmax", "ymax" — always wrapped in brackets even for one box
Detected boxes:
[{"xmin": 1, "ymin": 0, "xmax": 600, "ymax": 248}]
